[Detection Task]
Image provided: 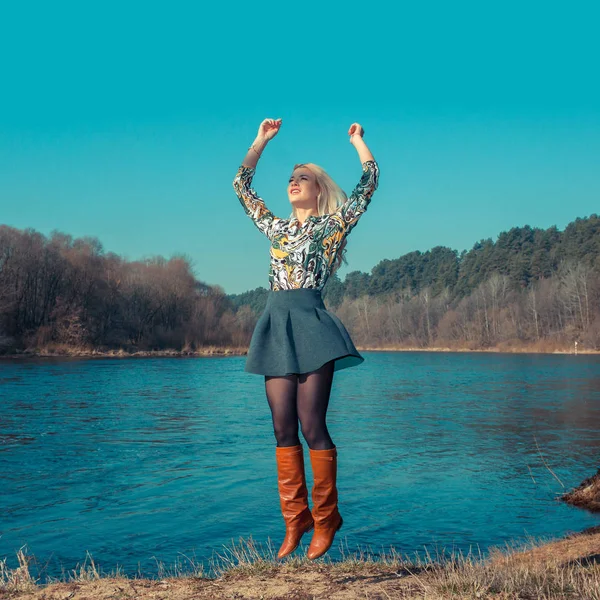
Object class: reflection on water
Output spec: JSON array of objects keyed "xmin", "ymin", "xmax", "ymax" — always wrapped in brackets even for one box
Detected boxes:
[{"xmin": 1, "ymin": 352, "xmax": 599, "ymax": 581}]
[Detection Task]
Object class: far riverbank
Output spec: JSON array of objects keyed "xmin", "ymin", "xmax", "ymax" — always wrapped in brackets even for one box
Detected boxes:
[{"xmin": 0, "ymin": 343, "xmax": 597, "ymax": 359}]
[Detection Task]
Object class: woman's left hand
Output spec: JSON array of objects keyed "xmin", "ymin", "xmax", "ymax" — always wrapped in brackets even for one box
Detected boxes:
[{"xmin": 348, "ymin": 123, "xmax": 364, "ymax": 142}]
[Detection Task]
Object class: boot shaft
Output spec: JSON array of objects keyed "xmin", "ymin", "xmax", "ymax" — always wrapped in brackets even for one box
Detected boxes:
[
  {"xmin": 308, "ymin": 447, "xmax": 339, "ymax": 526},
  {"xmin": 276, "ymin": 444, "xmax": 310, "ymax": 523}
]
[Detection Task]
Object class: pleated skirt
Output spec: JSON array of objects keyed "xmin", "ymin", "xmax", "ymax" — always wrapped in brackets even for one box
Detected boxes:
[{"xmin": 244, "ymin": 288, "xmax": 364, "ymax": 376}]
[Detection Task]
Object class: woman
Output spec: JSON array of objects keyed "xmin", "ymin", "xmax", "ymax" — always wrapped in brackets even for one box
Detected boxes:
[{"xmin": 232, "ymin": 118, "xmax": 379, "ymax": 560}]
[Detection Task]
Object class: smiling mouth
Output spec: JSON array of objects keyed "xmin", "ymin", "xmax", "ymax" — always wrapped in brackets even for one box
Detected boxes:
[{"xmin": 291, "ymin": 190, "xmax": 300, "ymax": 195}]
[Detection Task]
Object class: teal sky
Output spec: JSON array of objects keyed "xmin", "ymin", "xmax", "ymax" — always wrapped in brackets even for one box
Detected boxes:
[{"xmin": 1, "ymin": 0, "xmax": 598, "ymax": 295}]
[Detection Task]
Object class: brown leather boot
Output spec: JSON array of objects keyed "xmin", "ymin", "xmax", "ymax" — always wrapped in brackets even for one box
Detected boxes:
[
  {"xmin": 306, "ymin": 446, "xmax": 343, "ymax": 560},
  {"xmin": 275, "ymin": 444, "xmax": 315, "ymax": 559}
]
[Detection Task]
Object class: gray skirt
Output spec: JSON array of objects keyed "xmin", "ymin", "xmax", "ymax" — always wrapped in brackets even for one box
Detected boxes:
[{"xmin": 244, "ymin": 288, "xmax": 364, "ymax": 376}]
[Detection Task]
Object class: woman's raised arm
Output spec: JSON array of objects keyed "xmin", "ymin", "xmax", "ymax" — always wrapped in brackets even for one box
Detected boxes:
[
  {"xmin": 233, "ymin": 119, "xmax": 284, "ymax": 240},
  {"xmin": 348, "ymin": 122, "xmax": 375, "ymax": 164},
  {"xmin": 335, "ymin": 123, "xmax": 379, "ymax": 232},
  {"xmin": 241, "ymin": 118, "xmax": 282, "ymax": 168}
]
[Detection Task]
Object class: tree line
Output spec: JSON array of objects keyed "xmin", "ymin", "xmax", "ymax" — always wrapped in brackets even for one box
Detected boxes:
[
  {"xmin": 231, "ymin": 215, "xmax": 600, "ymax": 351},
  {"xmin": 0, "ymin": 226, "xmax": 252, "ymax": 353},
  {"xmin": 1, "ymin": 214, "xmax": 599, "ymax": 354}
]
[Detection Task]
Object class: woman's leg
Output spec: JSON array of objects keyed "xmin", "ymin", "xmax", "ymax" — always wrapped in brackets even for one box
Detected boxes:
[
  {"xmin": 266, "ymin": 374, "xmax": 314, "ymax": 558},
  {"xmin": 265, "ymin": 374, "xmax": 301, "ymax": 447},
  {"xmin": 296, "ymin": 360, "xmax": 335, "ymax": 450},
  {"xmin": 297, "ymin": 360, "xmax": 342, "ymax": 560}
]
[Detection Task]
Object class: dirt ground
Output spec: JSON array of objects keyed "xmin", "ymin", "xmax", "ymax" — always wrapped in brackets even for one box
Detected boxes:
[
  {"xmin": 3, "ymin": 527, "xmax": 600, "ymax": 600},
  {"xmin": 0, "ymin": 563, "xmax": 441, "ymax": 600}
]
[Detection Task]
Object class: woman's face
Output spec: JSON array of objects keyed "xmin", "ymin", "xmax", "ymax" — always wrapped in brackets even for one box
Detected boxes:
[{"xmin": 287, "ymin": 167, "xmax": 319, "ymax": 209}]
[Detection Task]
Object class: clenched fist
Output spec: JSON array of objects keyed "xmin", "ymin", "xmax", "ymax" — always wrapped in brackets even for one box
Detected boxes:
[
  {"xmin": 348, "ymin": 123, "xmax": 364, "ymax": 142},
  {"xmin": 258, "ymin": 118, "xmax": 282, "ymax": 141}
]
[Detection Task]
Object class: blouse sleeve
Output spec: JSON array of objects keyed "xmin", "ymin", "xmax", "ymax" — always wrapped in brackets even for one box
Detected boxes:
[
  {"xmin": 233, "ymin": 165, "xmax": 283, "ymax": 241},
  {"xmin": 336, "ymin": 160, "xmax": 380, "ymax": 233}
]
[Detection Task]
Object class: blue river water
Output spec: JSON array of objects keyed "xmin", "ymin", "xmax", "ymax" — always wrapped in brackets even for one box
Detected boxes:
[{"xmin": 1, "ymin": 352, "xmax": 599, "ymax": 582}]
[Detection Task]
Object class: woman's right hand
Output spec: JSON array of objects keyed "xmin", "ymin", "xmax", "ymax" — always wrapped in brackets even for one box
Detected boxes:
[{"xmin": 257, "ymin": 118, "xmax": 282, "ymax": 141}]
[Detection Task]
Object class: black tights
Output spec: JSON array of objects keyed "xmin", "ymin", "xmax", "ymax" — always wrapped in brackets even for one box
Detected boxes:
[{"xmin": 265, "ymin": 359, "xmax": 335, "ymax": 450}]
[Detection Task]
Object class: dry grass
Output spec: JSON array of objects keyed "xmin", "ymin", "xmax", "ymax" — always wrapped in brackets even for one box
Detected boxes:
[{"xmin": 2, "ymin": 528, "xmax": 600, "ymax": 599}]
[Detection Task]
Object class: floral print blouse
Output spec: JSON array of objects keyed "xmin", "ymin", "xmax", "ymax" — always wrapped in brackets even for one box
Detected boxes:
[{"xmin": 233, "ymin": 160, "xmax": 379, "ymax": 291}]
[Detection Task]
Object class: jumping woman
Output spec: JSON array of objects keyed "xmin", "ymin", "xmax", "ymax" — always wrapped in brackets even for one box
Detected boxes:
[{"xmin": 232, "ymin": 118, "xmax": 379, "ymax": 560}]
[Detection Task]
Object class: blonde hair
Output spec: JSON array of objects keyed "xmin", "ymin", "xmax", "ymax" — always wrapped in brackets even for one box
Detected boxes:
[{"xmin": 289, "ymin": 163, "xmax": 348, "ymax": 276}]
